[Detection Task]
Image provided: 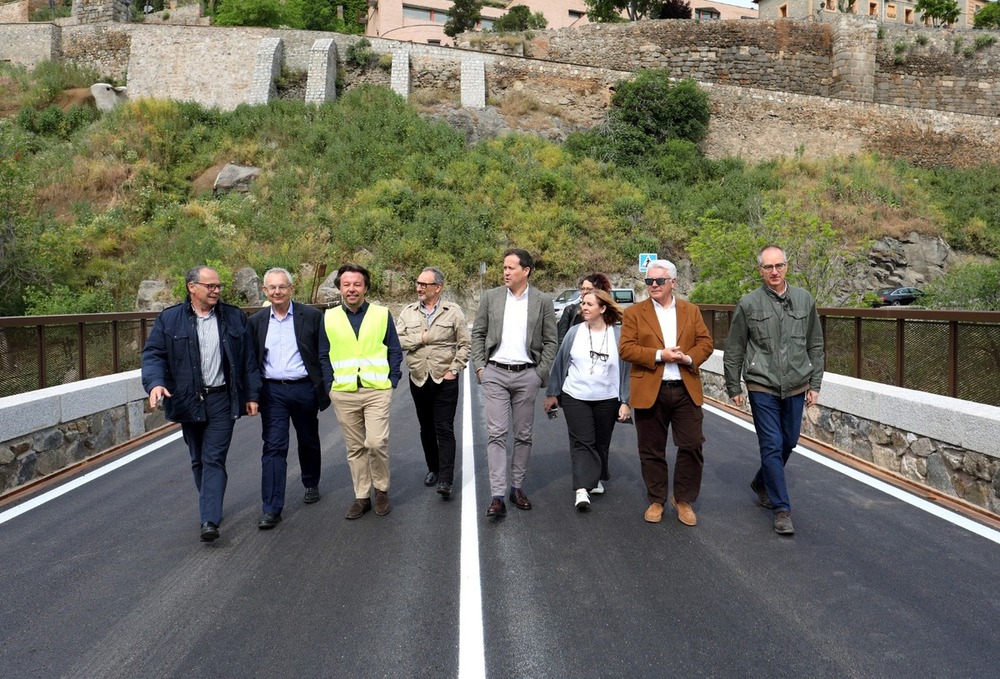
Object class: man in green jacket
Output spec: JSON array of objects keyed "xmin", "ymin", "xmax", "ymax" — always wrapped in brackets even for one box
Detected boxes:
[{"xmin": 723, "ymin": 245, "xmax": 825, "ymax": 536}]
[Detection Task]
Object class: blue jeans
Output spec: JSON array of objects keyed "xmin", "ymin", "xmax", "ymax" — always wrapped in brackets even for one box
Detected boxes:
[{"xmin": 748, "ymin": 390, "xmax": 805, "ymax": 514}]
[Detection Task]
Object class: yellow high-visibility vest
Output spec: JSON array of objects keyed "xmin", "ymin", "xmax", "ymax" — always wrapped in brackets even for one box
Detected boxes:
[{"xmin": 325, "ymin": 305, "xmax": 392, "ymax": 391}]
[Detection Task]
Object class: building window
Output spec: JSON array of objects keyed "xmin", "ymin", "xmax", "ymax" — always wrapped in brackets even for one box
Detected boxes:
[
  {"xmin": 886, "ymin": 3, "xmax": 896, "ymax": 18},
  {"xmin": 568, "ymin": 10, "xmax": 585, "ymax": 20},
  {"xmin": 694, "ymin": 8, "xmax": 721, "ymax": 19},
  {"xmin": 904, "ymin": 7, "xmax": 913, "ymax": 23},
  {"xmin": 427, "ymin": 39, "xmax": 441, "ymax": 45},
  {"xmin": 779, "ymin": 4, "xmax": 788, "ymax": 17},
  {"xmin": 868, "ymin": 2, "xmax": 877, "ymax": 16},
  {"xmin": 402, "ymin": 5, "xmax": 447, "ymax": 23}
]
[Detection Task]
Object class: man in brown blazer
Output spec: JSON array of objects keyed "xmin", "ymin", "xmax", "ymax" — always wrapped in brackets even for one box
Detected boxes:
[{"xmin": 619, "ymin": 259, "xmax": 714, "ymax": 526}]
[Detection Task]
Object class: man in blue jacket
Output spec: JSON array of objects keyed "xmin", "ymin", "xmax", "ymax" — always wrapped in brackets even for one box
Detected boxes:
[{"xmin": 142, "ymin": 265, "xmax": 261, "ymax": 542}]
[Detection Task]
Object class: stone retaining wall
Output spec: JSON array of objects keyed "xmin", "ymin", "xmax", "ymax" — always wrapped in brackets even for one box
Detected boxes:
[
  {"xmin": 0, "ymin": 22, "xmax": 58, "ymax": 68},
  {"xmin": 0, "ymin": 371, "xmax": 159, "ymax": 494},
  {"xmin": 700, "ymin": 352, "xmax": 1000, "ymax": 516},
  {"xmin": 0, "ymin": 0, "xmax": 28, "ymax": 23}
]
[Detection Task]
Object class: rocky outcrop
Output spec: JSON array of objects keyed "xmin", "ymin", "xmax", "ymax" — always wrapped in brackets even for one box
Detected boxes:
[
  {"xmin": 868, "ymin": 231, "xmax": 951, "ymax": 289},
  {"xmin": 213, "ymin": 163, "xmax": 261, "ymax": 196}
]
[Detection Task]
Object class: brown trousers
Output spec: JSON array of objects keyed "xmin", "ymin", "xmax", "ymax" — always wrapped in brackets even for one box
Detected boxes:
[{"xmin": 633, "ymin": 381, "xmax": 705, "ymax": 505}]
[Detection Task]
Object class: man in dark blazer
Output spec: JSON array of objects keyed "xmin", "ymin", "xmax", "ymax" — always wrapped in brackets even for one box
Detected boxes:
[
  {"xmin": 471, "ymin": 249, "xmax": 558, "ymax": 518},
  {"xmin": 619, "ymin": 259, "xmax": 714, "ymax": 527},
  {"xmin": 249, "ymin": 267, "xmax": 333, "ymax": 530}
]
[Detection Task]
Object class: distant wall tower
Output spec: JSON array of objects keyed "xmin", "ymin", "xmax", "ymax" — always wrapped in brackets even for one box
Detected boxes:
[{"xmin": 72, "ymin": 0, "xmax": 132, "ymax": 23}]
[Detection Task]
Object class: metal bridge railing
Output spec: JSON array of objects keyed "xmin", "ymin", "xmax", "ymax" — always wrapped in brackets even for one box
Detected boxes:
[{"xmin": 699, "ymin": 306, "xmax": 1000, "ymax": 407}]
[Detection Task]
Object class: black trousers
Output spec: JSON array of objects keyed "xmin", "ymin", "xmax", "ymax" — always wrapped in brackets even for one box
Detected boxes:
[
  {"xmin": 561, "ymin": 393, "xmax": 618, "ymax": 490},
  {"xmin": 409, "ymin": 376, "xmax": 460, "ymax": 484}
]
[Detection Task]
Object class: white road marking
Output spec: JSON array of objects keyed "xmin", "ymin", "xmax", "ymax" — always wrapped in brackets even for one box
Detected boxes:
[
  {"xmin": 705, "ymin": 404, "xmax": 1000, "ymax": 546},
  {"xmin": 0, "ymin": 431, "xmax": 184, "ymax": 526},
  {"xmin": 458, "ymin": 368, "xmax": 487, "ymax": 678}
]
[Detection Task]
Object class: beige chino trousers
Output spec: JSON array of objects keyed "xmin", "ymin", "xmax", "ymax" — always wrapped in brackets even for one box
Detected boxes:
[{"xmin": 330, "ymin": 387, "xmax": 393, "ymax": 499}]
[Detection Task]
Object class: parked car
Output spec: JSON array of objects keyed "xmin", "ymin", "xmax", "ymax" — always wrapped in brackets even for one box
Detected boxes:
[
  {"xmin": 872, "ymin": 287, "xmax": 924, "ymax": 307},
  {"xmin": 552, "ymin": 288, "xmax": 580, "ymax": 321},
  {"xmin": 611, "ymin": 288, "xmax": 636, "ymax": 309}
]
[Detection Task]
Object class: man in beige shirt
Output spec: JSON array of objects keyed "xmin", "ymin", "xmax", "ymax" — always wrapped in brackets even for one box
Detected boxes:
[{"xmin": 396, "ymin": 267, "xmax": 471, "ymax": 498}]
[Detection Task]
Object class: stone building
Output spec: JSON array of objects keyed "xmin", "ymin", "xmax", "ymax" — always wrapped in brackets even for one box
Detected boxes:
[{"xmin": 756, "ymin": 0, "xmax": 991, "ymax": 28}]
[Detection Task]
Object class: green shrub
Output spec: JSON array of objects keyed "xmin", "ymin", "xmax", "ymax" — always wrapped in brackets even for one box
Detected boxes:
[
  {"xmin": 212, "ymin": 0, "xmax": 287, "ymax": 27},
  {"xmin": 345, "ymin": 38, "xmax": 379, "ymax": 68}
]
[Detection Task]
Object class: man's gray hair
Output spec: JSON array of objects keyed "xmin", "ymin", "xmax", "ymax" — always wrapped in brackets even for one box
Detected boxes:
[
  {"xmin": 185, "ymin": 265, "xmax": 216, "ymax": 285},
  {"xmin": 757, "ymin": 245, "xmax": 787, "ymax": 267},
  {"xmin": 647, "ymin": 259, "xmax": 677, "ymax": 279},
  {"xmin": 422, "ymin": 267, "xmax": 444, "ymax": 285},
  {"xmin": 264, "ymin": 267, "xmax": 294, "ymax": 285}
]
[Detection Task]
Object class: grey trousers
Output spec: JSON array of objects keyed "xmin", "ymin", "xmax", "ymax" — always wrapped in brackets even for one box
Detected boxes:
[{"xmin": 480, "ymin": 364, "xmax": 542, "ymax": 497}]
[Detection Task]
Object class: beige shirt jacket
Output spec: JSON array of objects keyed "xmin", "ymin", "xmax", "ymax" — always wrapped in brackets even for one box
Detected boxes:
[{"xmin": 396, "ymin": 300, "xmax": 472, "ymax": 387}]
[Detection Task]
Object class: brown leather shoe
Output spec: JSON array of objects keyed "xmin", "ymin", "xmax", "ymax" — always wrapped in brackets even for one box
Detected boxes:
[
  {"xmin": 486, "ymin": 497, "xmax": 506, "ymax": 517},
  {"xmin": 643, "ymin": 502, "xmax": 664, "ymax": 523},
  {"xmin": 345, "ymin": 498, "xmax": 371, "ymax": 520},
  {"xmin": 671, "ymin": 497, "xmax": 697, "ymax": 526},
  {"xmin": 374, "ymin": 489, "xmax": 391, "ymax": 516},
  {"xmin": 509, "ymin": 487, "xmax": 532, "ymax": 510}
]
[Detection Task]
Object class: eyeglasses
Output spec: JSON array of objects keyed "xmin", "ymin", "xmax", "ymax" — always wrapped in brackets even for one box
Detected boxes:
[
  {"xmin": 193, "ymin": 282, "xmax": 224, "ymax": 292},
  {"xmin": 263, "ymin": 284, "xmax": 291, "ymax": 292},
  {"xmin": 760, "ymin": 263, "xmax": 788, "ymax": 272},
  {"xmin": 579, "ymin": 286, "xmax": 595, "ymax": 293},
  {"xmin": 589, "ymin": 350, "xmax": 609, "ymax": 362},
  {"xmin": 415, "ymin": 281, "xmax": 439, "ymax": 288},
  {"xmin": 644, "ymin": 277, "xmax": 674, "ymax": 286}
]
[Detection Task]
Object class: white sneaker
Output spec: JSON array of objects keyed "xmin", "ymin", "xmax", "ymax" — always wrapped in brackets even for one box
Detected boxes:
[
  {"xmin": 590, "ymin": 481, "xmax": 605, "ymax": 495},
  {"xmin": 575, "ymin": 488, "xmax": 590, "ymax": 511}
]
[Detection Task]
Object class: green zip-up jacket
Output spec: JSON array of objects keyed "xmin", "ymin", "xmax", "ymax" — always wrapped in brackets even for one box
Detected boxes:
[{"xmin": 723, "ymin": 284, "xmax": 825, "ymax": 399}]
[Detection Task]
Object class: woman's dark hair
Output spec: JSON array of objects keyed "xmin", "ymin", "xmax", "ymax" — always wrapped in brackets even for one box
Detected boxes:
[{"xmin": 579, "ymin": 272, "xmax": 612, "ymax": 292}]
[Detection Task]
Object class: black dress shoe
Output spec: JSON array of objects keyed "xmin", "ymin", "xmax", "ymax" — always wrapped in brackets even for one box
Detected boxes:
[
  {"xmin": 257, "ymin": 512, "xmax": 282, "ymax": 530},
  {"xmin": 436, "ymin": 481, "xmax": 452, "ymax": 498},
  {"xmin": 509, "ymin": 487, "xmax": 532, "ymax": 510},
  {"xmin": 304, "ymin": 487, "xmax": 320, "ymax": 504},
  {"xmin": 485, "ymin": 497, "xmax": 506, "ymax": 517},
  {"xmin": 424, "ymin": 471, "xmax": 438, "ymax": 486},
  {"xmin": 200, "ymin": 522, "xmax": 219, "ymax": 542}
]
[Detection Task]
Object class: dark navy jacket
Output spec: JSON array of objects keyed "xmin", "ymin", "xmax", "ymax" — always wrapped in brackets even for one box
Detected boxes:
[{"xmin": 141, "ymin": 297, "xmax": 261, "ymax": 423}]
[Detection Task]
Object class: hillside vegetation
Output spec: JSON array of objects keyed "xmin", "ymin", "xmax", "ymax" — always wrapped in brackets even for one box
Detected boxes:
[{"xmin": 1, "ymin": 62, "xmax": 999, "ymax": 315}]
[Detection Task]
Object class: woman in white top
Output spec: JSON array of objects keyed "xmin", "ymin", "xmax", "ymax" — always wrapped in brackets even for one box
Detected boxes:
[{"xmin": 544, "ymin": 290, "xmax": 631, "ymax": 511}]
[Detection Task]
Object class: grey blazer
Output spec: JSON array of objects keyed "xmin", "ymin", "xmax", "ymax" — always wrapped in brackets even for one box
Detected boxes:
[{"xmin": 471, "ymin": 285, "xmax": 558, "ymax": 387}]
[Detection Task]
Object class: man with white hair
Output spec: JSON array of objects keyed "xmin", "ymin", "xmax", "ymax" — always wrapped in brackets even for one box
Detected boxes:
[{"xmin": 619, "ymin": 259, "xmax": 714, "ymax": 526}]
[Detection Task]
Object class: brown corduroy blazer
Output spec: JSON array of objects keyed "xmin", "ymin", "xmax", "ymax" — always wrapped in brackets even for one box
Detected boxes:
[{"xmin": 618, "ymin": 297, "xmax": 715, "ymax": 409}]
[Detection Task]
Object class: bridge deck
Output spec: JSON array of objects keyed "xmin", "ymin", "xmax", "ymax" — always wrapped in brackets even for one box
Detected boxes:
[{"xmin": 1, "ymin": 372, "xmax": 997, "ymax": 678}]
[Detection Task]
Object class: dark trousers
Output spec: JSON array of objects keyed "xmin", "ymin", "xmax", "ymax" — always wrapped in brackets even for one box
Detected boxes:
[
  {"xmin": 748, "ymin": 390, "xmax": 805, "ymax": 514},
  {"xmin": 260, "ymin": 380, "xmax": 322, "ymax": 514},
  {"xmin": 562, "ymin": 393, "xmax": 618, "ymax": 490},
  {"xmin": 633, "ymin": 381, "xmax": 705, "ymax": 505},
  {"xmin": 181, "ymin": 390, "xmax": 236, "ymax": 526},
  {"xmin": 409, "ymin": 376, "xmax": 460, "ymax": 484}
]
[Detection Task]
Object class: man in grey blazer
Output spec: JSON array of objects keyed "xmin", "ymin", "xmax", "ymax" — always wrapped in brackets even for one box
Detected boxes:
[{"xmin": 471, "ymin": 249, "xmax": 558, "ymax": 517}]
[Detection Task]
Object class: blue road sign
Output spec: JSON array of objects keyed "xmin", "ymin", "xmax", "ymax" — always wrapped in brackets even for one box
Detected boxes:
[{"xmin": 638, "ymin": 253, "xmax": 657, "ymax": 273}]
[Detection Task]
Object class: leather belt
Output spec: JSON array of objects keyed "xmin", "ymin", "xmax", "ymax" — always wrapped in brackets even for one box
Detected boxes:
[
  {"xmin": 488, "ymin": 361, "xmax": 534, "ymax": 372},
  {"xmin": 662, "ymin": 380, "xmax": 684, "ymax": 388},
  {"xmin": 202, "ymin": 384, "xmax": 227, "ymax": 394},
  {"xmin": 265, "ymin": 377, "xmax": 310, "ymax": 384}
]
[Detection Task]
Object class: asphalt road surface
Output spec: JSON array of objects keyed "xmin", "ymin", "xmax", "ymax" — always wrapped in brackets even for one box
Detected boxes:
[{"xmin": 1, "ymin": 371, "xmax": 997, "ymax": 679}]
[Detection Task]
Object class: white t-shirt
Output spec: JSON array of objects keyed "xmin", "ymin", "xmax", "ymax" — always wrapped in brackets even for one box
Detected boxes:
[{"xmin": 563, "ymin": 325, "xmax": 620, "ymax": 401}]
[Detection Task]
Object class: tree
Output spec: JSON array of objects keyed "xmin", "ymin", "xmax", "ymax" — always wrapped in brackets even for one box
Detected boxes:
[
  {"xmin": 688, "ymin": 202, "xmax": 854, "ymax": 305},
  {"xmin": 923, "ymin": 262, "xmax": 1000, "ymax": 310},
  {"xmin": 610, "ymin": 71, "xmax": 710, "ymax": 146},
  {"xmin": 656, "ymin": 0, "xmax": 691, "ymax": 19},
  {"xmin": 914, "ymin": 0, "xmax": 961, "ymax": 26},
  {"xmin": 585, "ymin": 0, "xmax": 662, "ymax": 22},
  {"xmin": 444, "ymin": 0, "xmax": 482, "ymax": 38},
  {"xmin": 491, "ymin": 5, "xmax": 548, "ymax": 31},
  {"xmin": 973, "ymin": 1, "xmax": 1000, "ymax": 28},
  {"xmin": 213, "ymin": 0, "xmax": 287, "ymax": 27}
]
